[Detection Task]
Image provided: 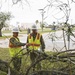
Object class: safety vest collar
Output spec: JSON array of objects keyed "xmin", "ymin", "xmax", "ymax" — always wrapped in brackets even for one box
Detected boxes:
[{"xmin": 28, "ymin": 33, "xmax": 40, "ymax": 40}]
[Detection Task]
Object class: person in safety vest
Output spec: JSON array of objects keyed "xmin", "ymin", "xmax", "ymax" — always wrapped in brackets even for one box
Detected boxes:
[
  {"xmin": 26, "ymin": 24, "xmax": 45, "ymax": 71},
  {"xmin": 9, "ymin": 27, "xmax": 27, "ymax": 71}
]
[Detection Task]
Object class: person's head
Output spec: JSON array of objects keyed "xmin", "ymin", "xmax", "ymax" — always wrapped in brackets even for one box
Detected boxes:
[
  {"xmin": 31, "ymin": 24, "xmax": 37, "ymax": 34},
  {"xmin": 12, "ymin": 27, "xmax": 19, "ymax": 37}
]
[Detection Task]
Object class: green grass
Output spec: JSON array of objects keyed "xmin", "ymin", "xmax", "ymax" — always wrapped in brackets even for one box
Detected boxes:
[
  {"xmin": 0, "ymin": 48, "xmax": 10, "ymax": 75},
  {"xmin": 0, "ymin": 36, "xmax": 11, "ymax": 39},
  {"xmin": 0, "ymin": 71, "xmax": 7, "ymax": 75},
  {"xmin": 2, "ymin": 30, "xmax": 11, "ymax": 33},
  {"xmin": 0, "ymin": 48, "xmax": 10, "ymax": 61},
  {"xmin": 2, "ymin": 28, "xmax": 51, "ymax": 34},
  {"xmin": 0, "ymin": 48, "xmax": 75, "ymax": 75}
]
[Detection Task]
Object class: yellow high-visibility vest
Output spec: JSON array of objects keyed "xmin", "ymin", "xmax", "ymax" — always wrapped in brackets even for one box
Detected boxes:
[
  {"xmin": 28, "ymin": 33, "xmax": 41, "ymax": 50},
  {"xmin": 9, "ymin": 37, "xmax": 22, "ymax": 57}
]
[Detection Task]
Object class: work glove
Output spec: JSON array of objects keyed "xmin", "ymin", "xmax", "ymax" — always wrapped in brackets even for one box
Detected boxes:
[{"xmin": 38, "ymin": 47, "xmax": 44, "ymax": 53}]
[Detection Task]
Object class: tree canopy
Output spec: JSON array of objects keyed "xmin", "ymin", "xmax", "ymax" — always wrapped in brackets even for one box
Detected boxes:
[{"xmin": 0, "ymin": 12, "xmax": 12, "ymax": 36}]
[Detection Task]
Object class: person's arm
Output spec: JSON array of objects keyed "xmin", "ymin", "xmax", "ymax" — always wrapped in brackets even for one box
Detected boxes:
[
  {"xmin": 10, "ymin": 38, "xmax": 26, "ymax": 46},
  {"xmin": 40, "ymin": 35, "xmax": 45, "ymax": 51}
]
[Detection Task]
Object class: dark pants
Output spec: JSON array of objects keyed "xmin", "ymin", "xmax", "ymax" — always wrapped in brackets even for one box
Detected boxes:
[
  {"xmin": 30, "ymin": 51, "xmax": 41, "ymax": 71},
  {"xmin": 12, "ymin": 57, "xmax": 22, "ymax": 71}
]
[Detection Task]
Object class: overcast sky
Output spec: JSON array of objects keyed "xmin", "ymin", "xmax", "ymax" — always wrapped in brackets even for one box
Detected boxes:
[{"xmin": 0, "ymin": 0, "xmax": 75, "ymax": 25}]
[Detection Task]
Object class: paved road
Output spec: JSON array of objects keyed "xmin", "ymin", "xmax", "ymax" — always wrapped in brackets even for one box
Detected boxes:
[{"xmin": 0, "ymin": 31, "xmax": 75, "ymax": 51}]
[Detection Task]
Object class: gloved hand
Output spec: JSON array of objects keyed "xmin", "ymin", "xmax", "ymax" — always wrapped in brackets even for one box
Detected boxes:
[{"xmin": 38, "ymin": 48, "xmax": 44, "ymax": 53}]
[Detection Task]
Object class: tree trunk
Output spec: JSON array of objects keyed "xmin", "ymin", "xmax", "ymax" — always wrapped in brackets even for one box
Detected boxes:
[
  {"xmin": 41, "ymin": 24, "xmax": 43, "ymax": 32},
  {"xmin": 0, "ymin": 29, "xmax": 2, "ymax": 37}
]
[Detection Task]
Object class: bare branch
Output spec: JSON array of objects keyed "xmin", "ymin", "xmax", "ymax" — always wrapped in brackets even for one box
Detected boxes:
[
  {"xmin": 71, "ymin": 0, "xmax": 75, "ymax": 3},
  {"xmin": 12, "ymin": 0, "xmax": 21, "ymax": 4}
]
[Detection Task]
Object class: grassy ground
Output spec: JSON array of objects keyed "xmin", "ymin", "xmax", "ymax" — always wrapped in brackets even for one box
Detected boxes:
[
  {"xmin": 0, "ymin": 48, "xmax": 10, "ymax": 61},
  {"xmin": 2, "ymin": 28, "xmax": 51, "ymax": 34},
  {"xmin": 0, "ymin": 48, "xmax": 55, "ymax": 61},
  {"xmin": 0, "ymin": 48, "xmax": 75, "ymax": 75},
  {"xmin": 0, "ymin": 48, "xmax": 10, "ymax": 75},
  {"xmin": 0, "ymin": 71, "xmax": 6, "ymax": 75},
  {"xmin": 0, "ymin": 48, "xmax": 55, "ymax": 74},
  {"xmin": 0, "ymin": 36, "xmax": 11, "ymax": 39}
]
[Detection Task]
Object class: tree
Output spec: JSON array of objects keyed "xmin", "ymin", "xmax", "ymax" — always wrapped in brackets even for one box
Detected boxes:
[
  {"xmin": 40, "ymin": 22, "xmax": 44, "ymax": 31},
  {"xmin": 35, "ymin": 20, "xmax": 39, "ymax": 25},
  {"xmin": 0, "ymin": 12, "xmax": 12, "ymax": 37}
]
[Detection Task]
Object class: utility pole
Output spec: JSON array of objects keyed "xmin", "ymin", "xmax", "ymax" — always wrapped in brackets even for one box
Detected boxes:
[{"xmin": 39, "ymin": 9, "xmax": 45, "ymax": 32}]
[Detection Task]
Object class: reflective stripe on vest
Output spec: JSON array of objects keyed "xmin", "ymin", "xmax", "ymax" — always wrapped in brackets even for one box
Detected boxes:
[
  {"xmin": 28, "ymin": 33, "xmax": 41, "ymax": 50},
  {"xmin": 9, "ymin": 37, "xmax": 22, "ymax": 57}
]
